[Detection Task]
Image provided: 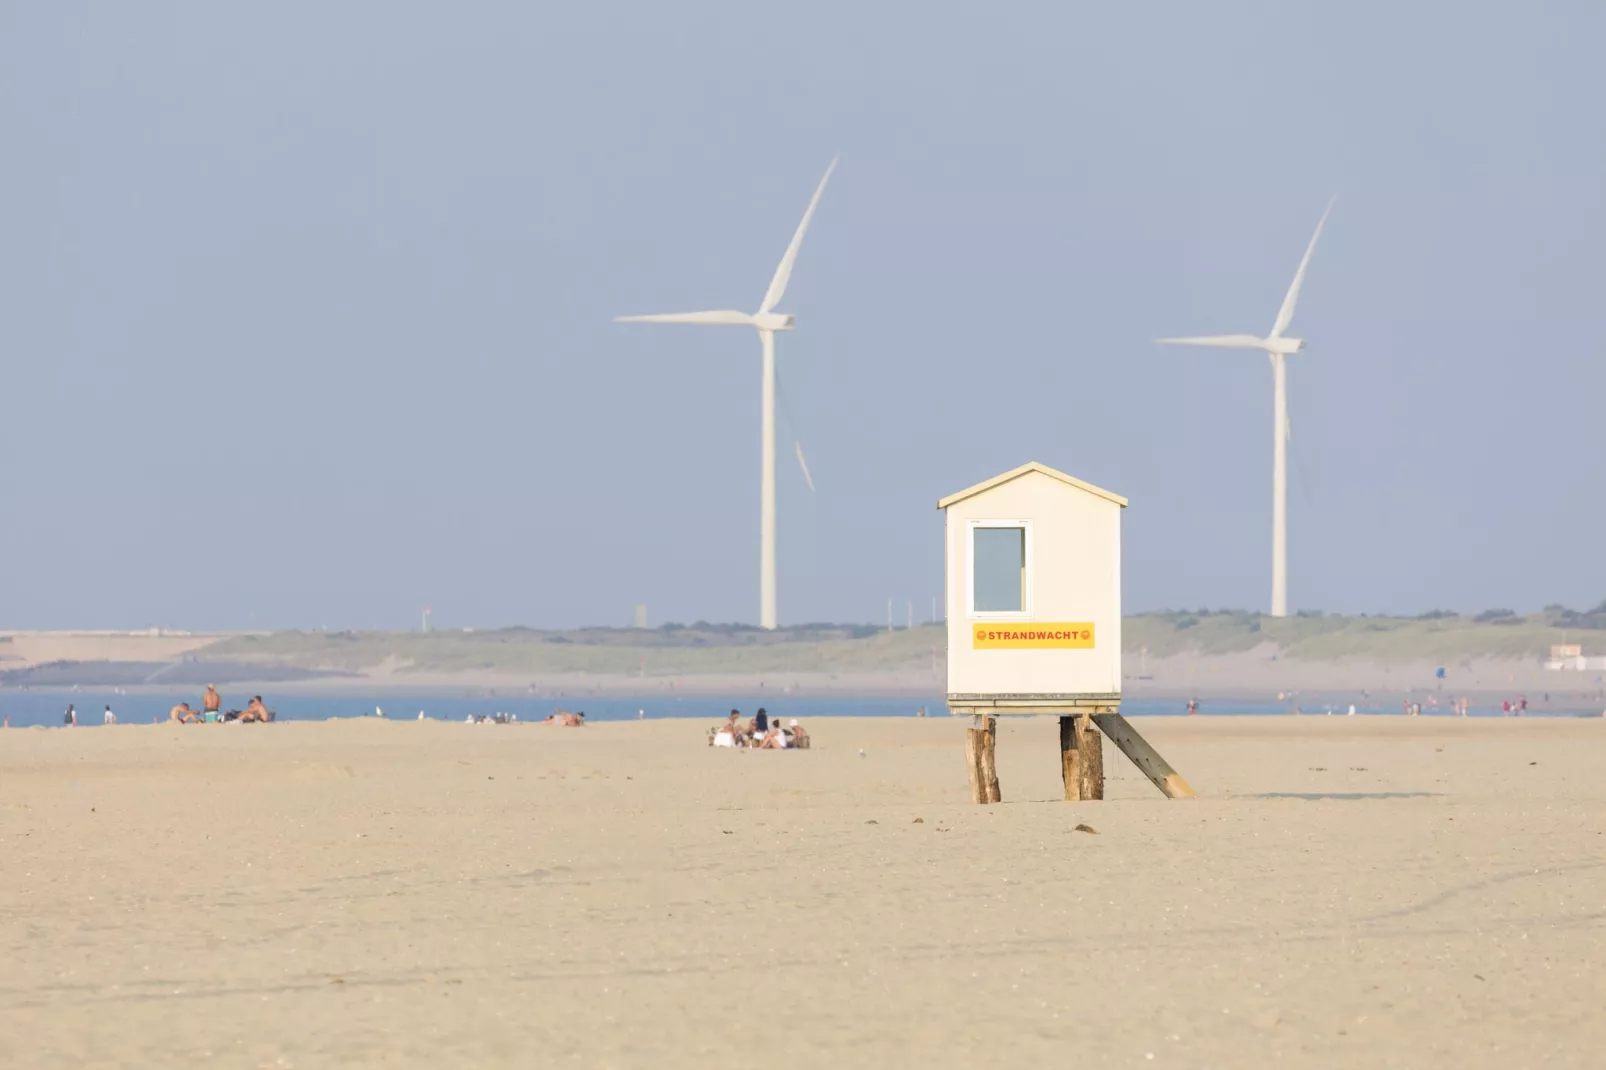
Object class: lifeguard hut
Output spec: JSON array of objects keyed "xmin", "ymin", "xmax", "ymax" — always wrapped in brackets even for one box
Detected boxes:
[{"xmin": 938, "ymin": 462, "xmax": 1194, "ymax": 803}]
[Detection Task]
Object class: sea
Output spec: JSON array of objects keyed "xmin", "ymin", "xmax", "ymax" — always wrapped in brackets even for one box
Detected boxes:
[{"xmin": 0, "ymin": 691, "xmax": 1596, "ymax": 728}]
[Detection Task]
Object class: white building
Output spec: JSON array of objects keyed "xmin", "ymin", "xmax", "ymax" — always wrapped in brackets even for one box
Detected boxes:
[{"xmin": 939, "ymin": 462, "xmax": 1126, "ymax": 714}]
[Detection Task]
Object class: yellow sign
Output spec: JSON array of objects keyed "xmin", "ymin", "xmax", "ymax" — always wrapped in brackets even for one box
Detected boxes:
[{"xmin": 973, "ymin": 623, "xmax": 1095, "ymax": 649}]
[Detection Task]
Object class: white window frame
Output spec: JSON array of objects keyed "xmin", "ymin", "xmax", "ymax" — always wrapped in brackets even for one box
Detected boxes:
[{"xmin": 966, "ymin": 518, "xmax": 1032, "ymax": 619}]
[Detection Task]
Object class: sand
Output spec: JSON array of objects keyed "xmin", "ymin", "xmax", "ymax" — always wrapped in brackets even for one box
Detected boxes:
[{"xmin": 3, "ymin": 715, "xmax": 1605, "ymax": 1068}]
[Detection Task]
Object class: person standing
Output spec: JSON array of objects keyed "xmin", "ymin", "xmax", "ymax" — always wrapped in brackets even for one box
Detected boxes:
[
  {"xmin": 64, "ymin": 704, "xmax": 76, "ymax": 726},
  {"xmin": 203, "ymin": 684, "xmax": 221, "ymax": 717}
]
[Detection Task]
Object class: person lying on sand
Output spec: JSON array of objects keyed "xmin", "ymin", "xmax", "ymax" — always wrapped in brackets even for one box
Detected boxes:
[
  {"xmin": 169, "ymin": 702, "xmax": 199, "ymax": 724},
  {"xmin": 543, "ymin": 710, "xmax": 585, "ymax": 726}
]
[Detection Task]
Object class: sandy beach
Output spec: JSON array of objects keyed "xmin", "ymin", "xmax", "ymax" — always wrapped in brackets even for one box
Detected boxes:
[{"xmin": 3, "ymin": 715, "xmax": 1604, "ymax": 1068}]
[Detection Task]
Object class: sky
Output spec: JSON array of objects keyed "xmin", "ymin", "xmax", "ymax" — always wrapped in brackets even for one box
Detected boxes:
[{"xmin": 1, "ymin": 1, "xmax": 1602, "ymax": 631}]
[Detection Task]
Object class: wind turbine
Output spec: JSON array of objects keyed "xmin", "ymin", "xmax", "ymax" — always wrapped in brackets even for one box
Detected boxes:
[
  {"xmin": 1157, "ymin": 198, "xmax": 1335, "ymax": 618},
  {"xmin": 616, "ymin": 159, "xmax": 836, "ymax": 630}
]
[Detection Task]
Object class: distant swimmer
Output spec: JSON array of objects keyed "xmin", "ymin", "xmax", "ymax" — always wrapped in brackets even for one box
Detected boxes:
[{"xmin": 203, "ymin": 684, "xmax": 221, "ymax": 715}]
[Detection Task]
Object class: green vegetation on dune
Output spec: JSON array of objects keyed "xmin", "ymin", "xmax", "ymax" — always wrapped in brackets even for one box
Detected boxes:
[
  {"xmin": 202, "ymin": 623, "xmax": 948, "ymax": 677},
  {"xmin": 194, "ymin": 607, "xmax": 1606, "ymax": 678},
  {"xmin": 1125, "ymin": 610, "xmax": 1592, "ymax": 662}
]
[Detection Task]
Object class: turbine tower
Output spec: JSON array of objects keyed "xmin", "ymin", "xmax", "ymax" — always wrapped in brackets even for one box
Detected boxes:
[
  {"xmin": 1157, "ymin": 198, "xmax": 1335, "ymax": 618},
  {"xmin": 616, "ymin": 159, "xmax": 836, "ymax": 630}
]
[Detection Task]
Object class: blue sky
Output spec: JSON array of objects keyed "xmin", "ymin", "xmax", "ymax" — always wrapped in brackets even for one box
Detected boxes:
[{"xmin": 1, "ymin": 2, "xmax": 1601, "ymax": 629}]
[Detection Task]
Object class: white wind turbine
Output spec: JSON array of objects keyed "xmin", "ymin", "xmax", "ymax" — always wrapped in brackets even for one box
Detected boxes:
[
  {"xmin": 616, "ymin": 159, "xmax": 837, "ymax": 630},
  {"xmin": 1157, "ymin": 198, "xmax": 1335, "ymax": 618}
]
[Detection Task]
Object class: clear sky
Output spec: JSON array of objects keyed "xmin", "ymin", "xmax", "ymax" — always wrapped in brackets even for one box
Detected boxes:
[{"xmin": 1, "ymin": 2, "xmax": 1601, "ymax": 631}]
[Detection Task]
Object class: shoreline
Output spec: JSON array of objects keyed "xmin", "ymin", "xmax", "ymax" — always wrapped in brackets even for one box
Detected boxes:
[{"xmin": 5, "ymin": 665, "xmax": 1602, "ymax": 708}]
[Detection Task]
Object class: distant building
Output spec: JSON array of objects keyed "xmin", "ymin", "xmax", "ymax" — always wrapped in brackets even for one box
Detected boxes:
[
  {"xmin": 1544, "ymin": 645, "xmax": 1606, "ymax": 671},
  {"xmin": 633, "ymin": 604, "xmax": 648, "ymax": 629}
]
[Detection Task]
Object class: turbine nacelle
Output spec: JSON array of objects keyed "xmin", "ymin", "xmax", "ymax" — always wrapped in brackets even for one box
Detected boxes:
[
  {"xmin": 1267, "ymin": 336, "xmax": 1303, "ymax": 355},
  {"xmin": 752, "ymin": 312, "xmax": 795, "ymax": 332}
]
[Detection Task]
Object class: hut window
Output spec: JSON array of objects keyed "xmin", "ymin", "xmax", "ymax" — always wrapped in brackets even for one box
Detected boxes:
[{"xmin": 971, "ymin": 524, "xmax": 1027, "ymax": 614}]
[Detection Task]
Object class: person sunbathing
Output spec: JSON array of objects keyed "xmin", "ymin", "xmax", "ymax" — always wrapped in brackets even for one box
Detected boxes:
[
  {"xmin": 759, "ymin": 724, "xmax": 789, "ymax": 749},
  {"xmin": 237, "ymin": 696, "xmax": 271, "ymax": 723},
  {"xmin": 787, "ymin": 719, "xmax": 809, "ymax": 749},
  {"xmin": 169, "ymin": 702, "xmax": 199, "ymax": 724}
]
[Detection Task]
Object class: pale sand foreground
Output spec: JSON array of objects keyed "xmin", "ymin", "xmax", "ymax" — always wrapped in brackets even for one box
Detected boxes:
[{"xmin": 3, "ymin": 717, "xmax": 1604, "ymax": 1068}]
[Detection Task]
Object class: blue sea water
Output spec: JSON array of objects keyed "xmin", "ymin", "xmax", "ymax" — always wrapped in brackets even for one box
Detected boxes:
[{"xmin": 0, "ymin": 690, "xmax": 1593, "ymax": 729}]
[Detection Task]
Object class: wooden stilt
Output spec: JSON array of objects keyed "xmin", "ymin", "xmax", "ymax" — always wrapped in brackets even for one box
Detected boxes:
[
  {"xmin": 964, "ymin": 715, "xmax": 987, "ymax": 804},
  {"xmin": 981, "ymin": 715, "xmax": 1001, "ymax": 803},
  {"xmin": 1059, "ymin": 714, "xmax": 1104, "ymax": 800},
  {"xmin": 1091, "ymin": 713, "xmax": 1195, "ymax": 798},
  {"xmin": 1076, "ymin": 712, "xmax": 1103, "ymax": 800},
  {"xmin": 1059, "ymin": 715, "xmax": 1079, "ymax": 800}
]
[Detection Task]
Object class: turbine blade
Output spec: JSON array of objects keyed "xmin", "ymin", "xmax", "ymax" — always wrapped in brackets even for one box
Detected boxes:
[
  {"xmin": 758, "ymin": 157, "xmax": 838, "ymax": 315},
  {"xmin": 615, "ymin": 310, "xmax": 756, "ymax": 326},
  {"xmin": 1270, "ymin": 197, "xmax": 1336, "ymax": 340},
  {"xmin": 1155, "ymin": 334, "xmax": 1269, "ymax": 350},
  {"xmin": 774, "ymin": 359, "xmax": 816, "ymax": 491},
  {"xmin": 794, "ymin": 441, "xmax": 815, "ymax": 491}
]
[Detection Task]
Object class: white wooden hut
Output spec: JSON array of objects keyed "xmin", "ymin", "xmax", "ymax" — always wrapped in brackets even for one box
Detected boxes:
[{"xmin": 938, "ymin": 461, "xmax": 1126, "ymax": 715}]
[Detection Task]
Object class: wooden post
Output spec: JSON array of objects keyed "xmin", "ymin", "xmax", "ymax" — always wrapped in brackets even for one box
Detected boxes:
[
  {"xmin": 1059, "ymin": 714, "xmax": 1104, "ymax": 800},
  {"xmin": 1091, "ymin": 713, "xmax": 1195, "ymax": 799},
  {"xmin": 964, "ymin": 715, "xmax": 987, "ymax": 804},
  {"xmin": 981, "ymin": 715, "xmax": 1001, "ymax": 803},
  {"xmin": 1059, "ymin": 715, "xmax": 1078, "ymax": 800}
]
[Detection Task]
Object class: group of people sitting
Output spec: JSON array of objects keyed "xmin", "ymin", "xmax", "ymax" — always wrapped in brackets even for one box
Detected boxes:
[
  {"xmin": 708, "ymin": 708, "xmax": 809, "ymax": 750},
  {"xmin": 459, "ymin": 709, "xmax": 584, "ymax": 725},
  {"xmin": 170, "ymin": 685, "xmax": 273, "ymax": 724}
]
